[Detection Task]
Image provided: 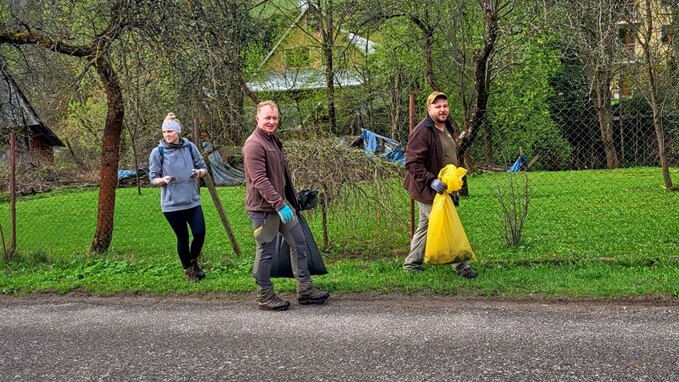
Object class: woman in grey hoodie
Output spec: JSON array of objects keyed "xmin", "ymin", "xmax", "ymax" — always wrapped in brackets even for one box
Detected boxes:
[{"xmin": 148, "ymin": 113, "xmax": 209, "ymax": 282}]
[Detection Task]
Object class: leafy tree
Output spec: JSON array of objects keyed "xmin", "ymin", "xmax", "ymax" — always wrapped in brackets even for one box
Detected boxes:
[
  {"xmin": 552, "ymin": 0, "xmax": 627, "ymax": 169},
  {"xmin": 0, "ymin": 0, "xmax": 139, "ymax": 253},
  {"xmin": 624, "ymin": 0, "xmax": 675, "ymax": 189},
  {"xmin": 547, "ymin": 43, "xmax": 600, "ymax": 169},
  {"xmin": 488, "ymin": 35, "xmax": 571, "ymax": 170}
]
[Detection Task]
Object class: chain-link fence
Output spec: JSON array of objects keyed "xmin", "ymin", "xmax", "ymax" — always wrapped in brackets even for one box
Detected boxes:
[{"xmin": 0, "ymin": 98, "xmax": 677, "ymax": 262}]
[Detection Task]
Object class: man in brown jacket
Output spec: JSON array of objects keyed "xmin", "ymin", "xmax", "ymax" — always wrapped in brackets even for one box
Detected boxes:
[
  {"xmin": 242, "ymin": 100, "xmax": 330, "ymax": 310},
  {"xmin": 402, "ymin": 91, "xmax": 477, "ymax": 278}
]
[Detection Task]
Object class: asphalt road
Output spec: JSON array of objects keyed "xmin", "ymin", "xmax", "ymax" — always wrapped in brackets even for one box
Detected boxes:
[{"xmin": 1, "ymin": 294, "xmax": 677, "ymax": 381}]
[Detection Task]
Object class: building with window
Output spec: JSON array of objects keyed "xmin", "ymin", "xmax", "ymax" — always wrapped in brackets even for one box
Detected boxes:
[{"xmin": 614, "ymin": 0, "xmax": 676, "ymax": 98}]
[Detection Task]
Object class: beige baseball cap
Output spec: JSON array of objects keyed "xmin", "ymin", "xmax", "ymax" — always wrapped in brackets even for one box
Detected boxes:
[{"xmin": 426, "ymin": 91, "xmax": 447, "ymax": 108}]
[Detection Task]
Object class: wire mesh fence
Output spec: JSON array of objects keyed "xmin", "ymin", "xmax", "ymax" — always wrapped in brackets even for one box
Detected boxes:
[{"xmin": 0, "ymin": 98, "xmax": 677, "ymax": 262}]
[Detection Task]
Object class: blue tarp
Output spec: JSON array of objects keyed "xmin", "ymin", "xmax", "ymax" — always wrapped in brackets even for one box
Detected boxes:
[
  {"xmin": 361, "ymin": 128, "xmax": 405, "ymax": 166},
  {"xmin": 117, "ymin": 168, "xmax": 149, "ymax": 186},
  {"xmin": 202, "ymin": 141, "xmax": 244, "ymax": 185},
  {"xmin": 118, "ymin": 169, "xmax": 137, "ymax": 179},
  {"xmin": 508, "ymin": 155, "xmax": 528, "ymax": 172}
]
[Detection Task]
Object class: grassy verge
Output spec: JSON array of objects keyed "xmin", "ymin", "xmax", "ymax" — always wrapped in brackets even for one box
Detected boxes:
[
  {"xmin": 0, "ymin": 167, "xmax": 677, "ymax": 298},
  {"xmin": 1, "ymin": 255, "xmax": 677, "ymax": 298}
]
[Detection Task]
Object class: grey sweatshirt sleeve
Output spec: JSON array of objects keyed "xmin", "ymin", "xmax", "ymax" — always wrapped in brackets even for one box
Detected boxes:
[{"xmin": 148, "ymin": 147, "xmax": 162, "ymax": 184}]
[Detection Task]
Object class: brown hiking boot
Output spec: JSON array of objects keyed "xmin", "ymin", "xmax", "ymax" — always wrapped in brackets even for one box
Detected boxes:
[
  {"xmin": 185, "ymin": 266, "xmax": 201, "ymax": 282},
  {"xmin": 296, "ymin": 281, "xmax": 330, "ymax": 305},
  {"xmin": 257, "ymin": 286, "xmax": 290, "ymax": 311},
  {"xmin": 191, "ymin": 260, "xmax": 205, "ymax": 280},
  {"xmin": 455, "ymin": 262, "xmax": 478, "ymax": 279}
]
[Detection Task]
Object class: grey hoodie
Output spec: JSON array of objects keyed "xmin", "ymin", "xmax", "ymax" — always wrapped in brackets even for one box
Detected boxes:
[{"xmin": 148, "ymin": 138, "xmax": 207, "ymax": 212}]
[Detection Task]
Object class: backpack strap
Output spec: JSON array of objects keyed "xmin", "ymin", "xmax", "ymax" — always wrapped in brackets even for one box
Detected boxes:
[
  {"xmin": 158, "ymin": 143, "xmax": 197, "ymax": 173},
  {"xmin": 158, "ymin": 146, "xmax": 164, "ymax": 170}
]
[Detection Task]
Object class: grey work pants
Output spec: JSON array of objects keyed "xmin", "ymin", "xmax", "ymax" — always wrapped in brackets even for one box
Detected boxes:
[
  {"xmin": 403, "ymin": 200, "xmax": 467, "ymax": 271},
  {"xmin": 248, "ymin": 207, "xmax": 311, "ymax": 287}
]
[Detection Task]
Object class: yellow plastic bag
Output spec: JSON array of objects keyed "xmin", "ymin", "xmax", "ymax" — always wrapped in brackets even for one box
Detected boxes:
[{"xmin": 424, "ymin": 165, "xmax": 476, "ymax": 265}]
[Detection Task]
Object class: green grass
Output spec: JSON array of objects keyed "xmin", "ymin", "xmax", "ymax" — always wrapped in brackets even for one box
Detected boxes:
[{"xmin": 0, "ymin": 167, "xmax": 678, "ymax": 298}]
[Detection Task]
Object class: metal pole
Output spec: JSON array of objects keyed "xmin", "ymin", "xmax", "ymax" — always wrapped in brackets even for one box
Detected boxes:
[
  {"xmin": 9, "ymin": 130, "xmax": 16, "ymax": 257},
  {"xmin": 408, "ymin": 94, "xmax": 415, "ymax": 240}
]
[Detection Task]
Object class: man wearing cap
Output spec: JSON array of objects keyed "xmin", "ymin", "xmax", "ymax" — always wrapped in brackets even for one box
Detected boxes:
[{"xmin": 402, "ymin": 91, "xmax": 478, "ymax": 278}]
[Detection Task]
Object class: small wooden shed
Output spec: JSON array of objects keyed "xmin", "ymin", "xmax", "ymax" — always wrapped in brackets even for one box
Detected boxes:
[{"xmin": 0, "ymin": 64, "xmax": 64, "ymax": 163}]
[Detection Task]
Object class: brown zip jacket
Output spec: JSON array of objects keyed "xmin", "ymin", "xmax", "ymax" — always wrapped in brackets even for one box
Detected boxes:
[
  {"xmin": 242, "ymin": 127, "xmax": 300, "ymax": 212},
  {"xmin": 403, "ymin": 115, "xmax": 459, "ymax": 204}
]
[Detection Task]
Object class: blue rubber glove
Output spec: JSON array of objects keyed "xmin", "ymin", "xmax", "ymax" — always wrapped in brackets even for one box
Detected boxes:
[
  {"xmin": 430, "ymin": 179, "xmax": 447, "ymax": 194},
  {"xmin": 277, "ymin": 205, "xmax": 294, "ymax": 224}
]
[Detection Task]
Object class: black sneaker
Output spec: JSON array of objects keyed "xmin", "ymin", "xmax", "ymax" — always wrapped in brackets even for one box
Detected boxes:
[
  {"xmin": 456, "ymin": 264, "xmax": 478, "ymax": 279},
  {"xmin": 404, "ymin": 266, "xmax": 424, "ymax": 273}
]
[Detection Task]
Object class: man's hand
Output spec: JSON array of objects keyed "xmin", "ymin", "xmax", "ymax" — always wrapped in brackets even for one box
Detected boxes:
[
  {"xmin": 277, "ymin": 205, "xmax": 294, "ymax": 224},
  {"xmin": 430, "ymin": 179, "xmax": 447, "ymax": 194}
]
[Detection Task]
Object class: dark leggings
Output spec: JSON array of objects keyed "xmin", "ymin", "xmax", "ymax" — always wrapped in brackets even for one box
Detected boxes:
[{"xmin": 163, "ymin": 205, "xmax": 206, "ymax": 269}]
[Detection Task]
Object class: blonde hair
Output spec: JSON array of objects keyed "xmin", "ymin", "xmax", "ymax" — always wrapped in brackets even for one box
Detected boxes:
[
  {"xmin": 165, "ymin": 112, "xmax": 179, "ymax": 122},
  {"xmin": 257, "ymin": 100, "xmax": 278, "ymax": 114}
]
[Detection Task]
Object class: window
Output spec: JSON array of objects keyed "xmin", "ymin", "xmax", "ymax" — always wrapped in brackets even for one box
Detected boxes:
[{"xmin": 619, "ymin": 27, "xmax": 636, "ymax": 57}]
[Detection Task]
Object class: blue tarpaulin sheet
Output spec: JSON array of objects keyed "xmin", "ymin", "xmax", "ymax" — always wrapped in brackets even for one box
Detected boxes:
[
  {"xmin": 118, "ymin": 169, "xmax": 137, "ymax": 179},
  {"xmin": 508, "ymin": 155, "xmax": 528, "ymax": 172},
  {"xmin": 202, "ymin": 141, "xmax": 244, "ymax": 185},
  {"xmin": 361, "ymin": 128, "xmax": 405, "ymax": 166}
]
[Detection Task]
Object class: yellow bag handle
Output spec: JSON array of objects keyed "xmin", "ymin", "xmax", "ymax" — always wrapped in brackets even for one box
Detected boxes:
[{"xmin": 437, "ymin": 164, "xmax": 467, "ymax": 193}]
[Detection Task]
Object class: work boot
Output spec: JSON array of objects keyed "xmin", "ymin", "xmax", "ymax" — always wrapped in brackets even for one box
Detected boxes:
[
  {"xmin": 296, "ymin": 281, "xmax": 330, "ymax": 305},
  {"xmin": 184, "ymin": 266, "xmax": 201, "ymax": 282},
  {"xmin": 257, "ymin": 286, "xmax": 290, "ymax": 311},
  {"xmin": 455, "ymin": 262, "xmax": 478, "ymax": 279}
]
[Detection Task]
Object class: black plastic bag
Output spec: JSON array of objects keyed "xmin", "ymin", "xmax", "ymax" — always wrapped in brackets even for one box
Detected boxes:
[
  {"xmin": 270, "ymin": 213, "xmax": 328, "ymax": 278},
  {"xmin": 296, "ymin": 189, "xmax": 318, "ymax": 211}
]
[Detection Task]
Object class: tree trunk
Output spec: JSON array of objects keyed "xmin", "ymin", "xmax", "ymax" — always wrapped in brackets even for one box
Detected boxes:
[
  {"xmin": 641, "ymin": 0, "xmax": 673, "ymax": 189},
  {"xmin": 389, "ymin": 72, "xmax": 401, "ymax": 140},
  {"xmin": 593, "ymin": 73, "xmax": 619, "ymax": 169},
  {"xmin": 90, "ymin": 57, "xmax": 125, "ymax": 254},
  {"xmin": 238, "ymin": 72, "xmax": 259, "ymax": 105},
  {"xmin": 649, "ymin": 88, "xmax": 673, "ymax": 189},
  {"xmin": 409, "ymin": 15, "xmax": 440, "ymax": 91},
  {"xmin": 458, "ymin": 0, "xmax": 498, "ymax": 159},
  {"xmin": 423, "ymin": 27, "xmax": 440, "ymax": 91},
  {"xmin": 323, "ymin": 0, "xmax": 337, "ymax": 134},
  {"xmin": 324, "ymin": 51, "xmax": 337, "ymax": 134}
]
